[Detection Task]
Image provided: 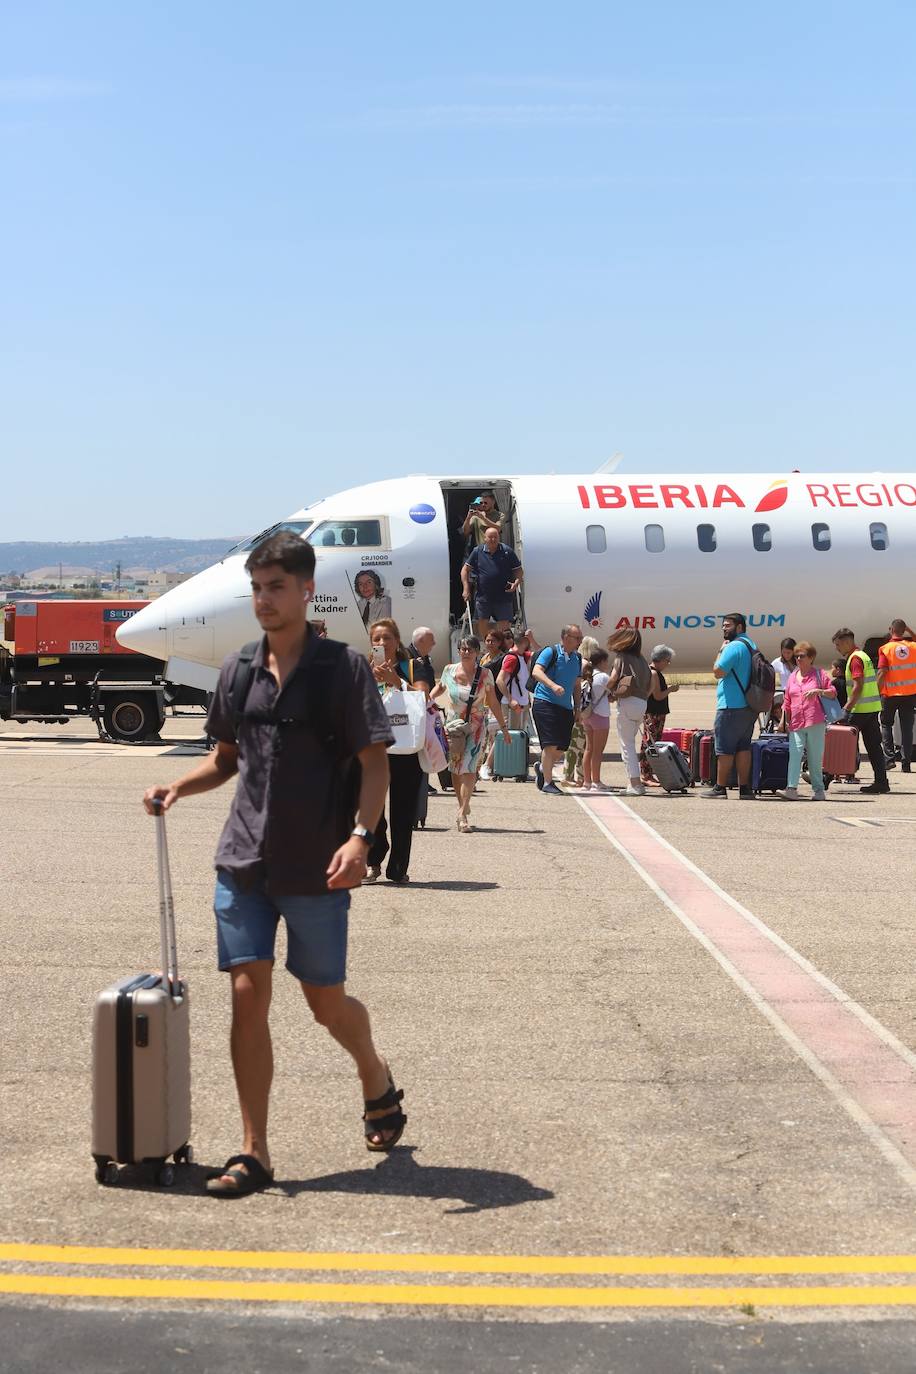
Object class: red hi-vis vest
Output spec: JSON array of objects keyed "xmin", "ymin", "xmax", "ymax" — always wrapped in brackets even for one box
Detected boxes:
[{"xmin": 879, "ymin": 638, "xmax": 916, "ymax": 697}]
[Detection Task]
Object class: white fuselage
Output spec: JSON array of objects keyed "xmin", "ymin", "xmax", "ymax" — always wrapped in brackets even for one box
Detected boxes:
[{"xmin": 116, "ymin": 472, "xmax": 916, "ymax": 685}]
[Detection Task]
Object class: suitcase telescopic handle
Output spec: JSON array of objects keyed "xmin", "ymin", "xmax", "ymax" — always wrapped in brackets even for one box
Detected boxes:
[{"xmin": 151, "ymin": 800, "xmax": 180, "ymax": 996}]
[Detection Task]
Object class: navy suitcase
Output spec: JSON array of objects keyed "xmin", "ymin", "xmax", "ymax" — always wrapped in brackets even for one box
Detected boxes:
[
  {"xmin": 645, "ymin": 742, "xmax": 691, "ymax": 793},
  {"xmin": 752, "ymin": 735, "xmax": 790, "ymax": 792}
]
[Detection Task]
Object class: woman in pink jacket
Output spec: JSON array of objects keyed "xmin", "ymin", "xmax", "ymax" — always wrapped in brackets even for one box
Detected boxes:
[{"xmin": 778, "ymin": 640, "xmax": 837, "ymax": 801}]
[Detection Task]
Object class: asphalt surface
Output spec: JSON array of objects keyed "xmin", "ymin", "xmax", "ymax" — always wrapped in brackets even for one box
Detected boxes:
[{"xmin": 2, "ymin": 693, "xmax": 916, "ymax": 1369}]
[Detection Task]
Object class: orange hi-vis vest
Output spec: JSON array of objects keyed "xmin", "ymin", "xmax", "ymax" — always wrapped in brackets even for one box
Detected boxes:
[{"xmin": 879, "ymin": 638, "xmax": 916, "ymax": 697}]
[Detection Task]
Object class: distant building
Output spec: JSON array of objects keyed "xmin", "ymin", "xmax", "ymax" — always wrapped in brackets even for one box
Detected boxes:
[{"xmin": 144, "ymin": 570, "xmax": 191, "ymax": 598}]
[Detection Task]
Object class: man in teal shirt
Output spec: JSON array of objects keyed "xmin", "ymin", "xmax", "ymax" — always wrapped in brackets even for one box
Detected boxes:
[{"xmin": 701, "ymin": 612, "xmax": 758, "ymax": 800}]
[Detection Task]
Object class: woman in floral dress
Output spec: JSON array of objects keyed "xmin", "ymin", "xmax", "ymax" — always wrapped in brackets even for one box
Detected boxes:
[{"xmin": 431, "ymin": 633, "xmax": 510, "ymax": 832}]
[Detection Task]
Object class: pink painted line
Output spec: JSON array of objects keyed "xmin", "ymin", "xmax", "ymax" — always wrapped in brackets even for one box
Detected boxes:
[{"xmin": 583, "ymin": 794, "xmax": 916, "ymax": 1184}]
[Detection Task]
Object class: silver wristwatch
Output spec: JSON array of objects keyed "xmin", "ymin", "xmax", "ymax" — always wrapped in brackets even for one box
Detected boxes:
[{"xmin": 351, "ymin": 825, "xmax": 375, "ymax": 847}]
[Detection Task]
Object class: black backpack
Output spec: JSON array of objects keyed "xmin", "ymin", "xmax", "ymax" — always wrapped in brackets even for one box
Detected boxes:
[{"xmin": 230, "ymin": 636, "xmax": 360, "ymax": 823}]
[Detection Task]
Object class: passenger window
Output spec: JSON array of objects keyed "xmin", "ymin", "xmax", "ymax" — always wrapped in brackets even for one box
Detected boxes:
[
  {"xmin": 697, "ymin": 524, "xmax": 717, "ymax": 553},
  {"xmin": 242, "ymin": 519, "xmax": 311, "ymax": 551},
  {"xmin": 811, "ymin": 522, "xmax": 831, "ymax": 552},
  {"xmin": 309, "ymin": 519, "xmax": 383, "ymax": 548},
  {"xmin": 869, "ymin": 522, "xmax": 889, "ymax": 551},
  {"xmin": 752, "ymin": 523, "xmax": 772, "ymax": 552},
  {"xmin": 644, "ymin": 524, "xmax": 665, "ymax": 553},
  {"xmin": 585, "ymin": 524, "xmax": 607, "ymax": 554}
]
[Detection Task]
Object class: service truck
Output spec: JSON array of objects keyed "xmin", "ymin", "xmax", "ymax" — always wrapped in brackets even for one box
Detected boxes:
[{"xmin": 0, "ymin": 600, "xmax": 207, "ymax": 741}]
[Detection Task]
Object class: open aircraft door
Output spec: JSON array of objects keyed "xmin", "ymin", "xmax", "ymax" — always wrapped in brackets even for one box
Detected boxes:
[{"xmin": 439, "ymin": 479, "xmax": 523, "ymax": 658}]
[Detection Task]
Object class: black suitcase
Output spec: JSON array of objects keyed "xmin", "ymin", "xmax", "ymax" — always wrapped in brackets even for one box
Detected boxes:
[{"xmin": 415, "ymin": 777, "xmax": 429, "ymax": 829}]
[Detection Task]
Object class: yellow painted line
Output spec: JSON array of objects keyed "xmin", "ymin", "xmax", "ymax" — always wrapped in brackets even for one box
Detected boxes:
[
  {"xmin": 2, "ymin": 1274, "xmax": 916, "ymax": 1307},
  {"xmin": 3, "ymin": 1244, "xmax": 916, "ymax": 1277}
]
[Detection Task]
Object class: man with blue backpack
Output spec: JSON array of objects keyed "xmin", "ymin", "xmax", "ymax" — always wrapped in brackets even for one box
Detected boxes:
[{"xmin": 701, "ymin": 612, "xmax": 773, "ymax": 800}]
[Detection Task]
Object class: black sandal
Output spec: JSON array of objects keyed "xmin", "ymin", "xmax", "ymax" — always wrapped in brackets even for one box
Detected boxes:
[
  {"xmin": 363, "ymin": 1070, "xmax": 407, "ymax": 1153},
  {"xmin": 206, "ymin": 1153, "xmax": 274, "ymax": 1198}
]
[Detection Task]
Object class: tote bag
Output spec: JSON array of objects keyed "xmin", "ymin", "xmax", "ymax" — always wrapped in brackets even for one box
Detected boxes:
[
  {"xmin": 419, "ymin": 706, "xmax": 448, "ymax": 773},
  {"xmin": 383, "ymin": 689, "xmax": 426, "ymax": 755},
  {"xmin": 817, "ymin": 669, "xmax": 844, "ymax": 724}
]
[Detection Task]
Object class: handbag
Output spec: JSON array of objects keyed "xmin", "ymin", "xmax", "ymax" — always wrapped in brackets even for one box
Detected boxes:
[
  {"xmin": 817, "ymin": 669, "xmax": 844, "ymax": 724},
  {"xmin": 610, "ymin": 657, "xmax": 636, "ymax": 700},
  {"xmin": 383, "ymin": 688, "xmax": 426, "ymax": 755}
]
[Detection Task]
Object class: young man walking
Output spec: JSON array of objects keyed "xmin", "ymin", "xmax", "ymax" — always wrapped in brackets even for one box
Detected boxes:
[{"xmin": 143, "ymin": 531, "xmax": 403, "ymax": 1197}]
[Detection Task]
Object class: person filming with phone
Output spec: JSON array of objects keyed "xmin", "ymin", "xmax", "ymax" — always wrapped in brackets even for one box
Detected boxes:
[{"xmin": 461, "ymin": 491, "xmax": 504, "ymax": 548}]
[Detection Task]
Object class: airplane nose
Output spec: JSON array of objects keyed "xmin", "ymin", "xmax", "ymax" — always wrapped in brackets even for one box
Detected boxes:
[{"xmin": 115, "ymin": 601, "xmax": 169, "ymax": 659}]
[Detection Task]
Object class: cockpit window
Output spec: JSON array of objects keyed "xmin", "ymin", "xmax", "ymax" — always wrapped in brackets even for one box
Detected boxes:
[
  {"xmin": 310, "ymin": 519, "xmax": 383, "ymax": 548},
  {"xmin": 238, "ymin": 520, "xmax": 312, "ymax": 553}
]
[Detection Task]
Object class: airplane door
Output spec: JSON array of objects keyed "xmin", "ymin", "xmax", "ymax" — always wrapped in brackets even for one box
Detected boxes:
[{"xmin": 439, "ymin": 479, "xmax": 523, "ymax": 631}]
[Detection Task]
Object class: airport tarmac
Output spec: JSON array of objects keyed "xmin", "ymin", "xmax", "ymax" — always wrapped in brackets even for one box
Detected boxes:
[{"xmin": 2, "ymin": 692, "xmax": 916, "ymax": 1370}]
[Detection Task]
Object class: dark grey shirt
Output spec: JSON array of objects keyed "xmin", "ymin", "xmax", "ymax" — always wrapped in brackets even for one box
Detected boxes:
[{"xmin": 206, "ymin": 633, "xmax": 393, "ymax": 895}]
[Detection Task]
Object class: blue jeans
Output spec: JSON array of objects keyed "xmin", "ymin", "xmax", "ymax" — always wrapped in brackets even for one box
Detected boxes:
[{"xmin": 788, "ymin": 723, "xmax": 826, "ymax": 790}]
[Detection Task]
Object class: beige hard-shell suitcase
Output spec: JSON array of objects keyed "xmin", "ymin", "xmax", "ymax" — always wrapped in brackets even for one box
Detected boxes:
[{"xmin": 91, "ymin": 805, "xmax": 191, "ymax": 1186}]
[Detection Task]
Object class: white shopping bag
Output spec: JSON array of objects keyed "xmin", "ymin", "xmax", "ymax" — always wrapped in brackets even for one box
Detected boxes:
[{"xmin": 383, "ymin": 689, "xmax": 426, "ymax": 754}]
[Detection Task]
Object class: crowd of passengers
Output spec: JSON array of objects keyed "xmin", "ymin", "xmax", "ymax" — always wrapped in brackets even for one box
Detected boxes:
[{"xmin": 314, "ymin": 493, "xmax": 914, "ymax": 884}]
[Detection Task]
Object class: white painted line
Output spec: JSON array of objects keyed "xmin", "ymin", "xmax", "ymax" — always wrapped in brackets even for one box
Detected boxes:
[{"xmin": 578, "ymin": 794, "xmax": 916, "ymax": 1193}]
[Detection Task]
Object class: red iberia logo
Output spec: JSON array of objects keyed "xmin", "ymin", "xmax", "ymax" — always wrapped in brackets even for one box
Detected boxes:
[{"xmin": 755, "ymin": 480, "xmax": 789, "ymax": 513}]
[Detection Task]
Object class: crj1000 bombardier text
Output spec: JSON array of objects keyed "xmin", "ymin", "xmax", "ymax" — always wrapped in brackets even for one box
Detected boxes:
[{"xmin": 117, "ymin": 472, "xmax": 915, "ymax": 686}]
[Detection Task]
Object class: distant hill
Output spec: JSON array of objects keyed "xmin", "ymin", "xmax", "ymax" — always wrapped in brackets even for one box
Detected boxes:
[{"xmin": 0, "ymin": 536, "xmax": 243, "ymax": 577}]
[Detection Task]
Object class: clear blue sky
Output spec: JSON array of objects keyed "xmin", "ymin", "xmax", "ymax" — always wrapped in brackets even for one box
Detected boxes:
[{"xmin": 3, "ymin": 2, "xmax": 914, "ymax": 539}]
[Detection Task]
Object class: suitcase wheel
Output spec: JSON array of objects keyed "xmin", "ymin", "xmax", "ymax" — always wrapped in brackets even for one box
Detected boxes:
[
  {"xmin": 156, "ymin": 1162, "xmax": 176, "ymax": 1188},
  {"xmin": 174, "ymin": 1144, "xmax": 194, "ymax": 1166},
  {"xmin": 95, "ymin": 1160, "xmax": 119, "ymax": 1186}
]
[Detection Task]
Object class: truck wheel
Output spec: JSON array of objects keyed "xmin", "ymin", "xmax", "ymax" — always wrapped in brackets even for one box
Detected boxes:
[{"xmin": 103, "ymin": 696, "xmax": 160, "ymax": 741}]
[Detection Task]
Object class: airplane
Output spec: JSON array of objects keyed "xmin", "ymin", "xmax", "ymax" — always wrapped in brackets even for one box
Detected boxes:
[{"xmin": 116, "ymin": 471, "xmax": 916, "ymax": 684}]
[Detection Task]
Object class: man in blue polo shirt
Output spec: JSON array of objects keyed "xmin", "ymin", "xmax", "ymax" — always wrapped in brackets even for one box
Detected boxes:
[
  {"xmin": 702, "ymin": 612, "xmax": 758, "ymax": 800},
  {"xmin": 530, "ymin": 624, "xmax": 584, "ymax": 795},
  {"xmin": 461, "ymin": 526, "xmax": 523, "ymax": 640}
]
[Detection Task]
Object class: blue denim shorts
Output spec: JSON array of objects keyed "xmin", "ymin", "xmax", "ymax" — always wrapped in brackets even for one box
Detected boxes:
[
  {"xmin": 214, "ymin": 869, "xmax": 349, "ymax": 986},
  {"xmin": 714, "ymin": 706, "xmax": 757, "ymax": 756}
]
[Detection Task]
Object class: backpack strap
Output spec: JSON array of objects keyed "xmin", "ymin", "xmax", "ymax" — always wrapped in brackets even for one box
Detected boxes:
[
  {"xmin": 230, "ymin": 641, "xmax": 260, "ymax": 736},
  {"xmin": 231, "ymin": 635, "xmax": 348, "ymax": 756},
  {"xmin": 732, "ymin": 635, "xmax": 754, "ymax": 694}
]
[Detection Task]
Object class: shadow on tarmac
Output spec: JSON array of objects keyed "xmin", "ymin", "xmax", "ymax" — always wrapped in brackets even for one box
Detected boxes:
[
  {"xmin": 97, "ymin": 1148, "xmax": 554, "ymax": 1215},
  {"xmin": 284, "ymin": 1146, "xmax": 555, "ymax": 1214},
  {"xmin": 396, "ymin": 880, "xmax": 500, "ymax": 891}
]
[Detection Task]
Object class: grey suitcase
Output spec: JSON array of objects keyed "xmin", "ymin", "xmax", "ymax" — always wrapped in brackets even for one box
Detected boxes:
[
  {"xmin": 91, "ymin": 804, "xmax": 191, "ymax": 1186},
  {"xmin": 645, "ymin": 741, "xmax": 691, "ymax": 793}
]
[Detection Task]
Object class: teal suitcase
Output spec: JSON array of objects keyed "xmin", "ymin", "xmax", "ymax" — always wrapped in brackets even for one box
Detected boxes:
[{"xmin": 493, "ymin": 730, "xmax": 529, "ymax": 781}]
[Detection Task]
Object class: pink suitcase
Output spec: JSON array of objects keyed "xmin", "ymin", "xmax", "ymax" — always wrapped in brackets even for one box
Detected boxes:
[
  {"xmin": 823, "ymin": 724, "xmax": 858, "ymax": 777},
  {"xmin": 91, "ymin": 804, "xmax": 191, "ymax": 1187}
]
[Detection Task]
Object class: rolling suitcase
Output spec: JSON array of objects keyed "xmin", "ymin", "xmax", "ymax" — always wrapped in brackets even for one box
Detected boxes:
[
  {"xmin": 823, "ymin": 723, "xmax": 858, "ymax": 777},
  {"xmin": 493, "ymin": 729, "xmax": 529, "ymax": 781},
  {"xmin": 752, "ymin": 735, "xmax": 790, "ymax": 793},
  {"xmin": 415, "ymin": 777, "xmax": 429, "ymax": 829},
  {"xmin": 91, "ymin": 803, "xmax": 191, "ymax": 1187},
  {"xmin": 692, "ymin": 730, "xmax": 714, "ymax": 785},
  {"xmin": 645, "ymin": 742, "xmax": 691, "ymax": 793}
]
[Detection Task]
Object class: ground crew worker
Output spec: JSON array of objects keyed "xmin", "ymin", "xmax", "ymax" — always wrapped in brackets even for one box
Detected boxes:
[
  {"xmin": 876, "ymin": 618, "xmax": 916, "ymax": 773},
  {"xmin": 831, "ymin": 628, "xmax": 888, "ymax": 795}
]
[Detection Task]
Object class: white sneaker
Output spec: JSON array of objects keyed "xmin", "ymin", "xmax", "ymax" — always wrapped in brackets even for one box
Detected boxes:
[
  {"xmin": 778, "ymin": 787, "xmax": 800, "ymax": 800},
  {"xmin": 479, "ymin": 765, "xmax": 492, "ymax": 780},
  {"xmin": 625, "ymin": 783, "xmax": 647, "ymax": 796},
  {"xmin": 811, "ymin": 789, "xmax": 827, "ymax": 801}
]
